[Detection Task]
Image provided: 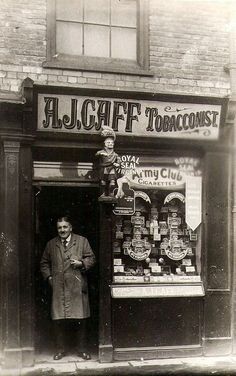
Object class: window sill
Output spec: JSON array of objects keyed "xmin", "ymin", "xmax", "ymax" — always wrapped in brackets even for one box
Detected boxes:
[{"xmin": 43, "ymin": 57, "xmax": 154, "ymax": 77}]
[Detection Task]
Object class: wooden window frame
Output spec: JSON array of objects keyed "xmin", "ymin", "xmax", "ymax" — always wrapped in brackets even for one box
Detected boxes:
[{"xmin": 43, "ymin": 0, "xmax": 152, "ymax": 76}]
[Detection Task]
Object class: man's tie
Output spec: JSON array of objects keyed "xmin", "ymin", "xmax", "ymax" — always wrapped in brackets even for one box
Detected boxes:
[{"xmin": 63, "ymin": 239, "xmax": 67, "ymax": 249}]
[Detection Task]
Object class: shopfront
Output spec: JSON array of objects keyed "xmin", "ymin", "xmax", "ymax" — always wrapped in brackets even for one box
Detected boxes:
[{"xmin": 0, "ymin": 84, "xmax": 232, "ymax": 367}]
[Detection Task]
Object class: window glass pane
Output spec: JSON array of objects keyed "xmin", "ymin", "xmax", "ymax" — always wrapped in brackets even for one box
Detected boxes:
[
  {"xmin": 84, "ymin": 25, "xmax": 110, "ymax": 57},
  {"xmin": 56, "ymin": 21, "xmax": 82, "ymax": 55},
  {"xmin": 56, "ymin": 0, "xmax": 83, "ymax": 22},
  {"xmin": 84, "ymin": 0, "xmax": 109, "ymax": 25},
  {"xmin": 112, "ymin": 156, "xmax": 203, "ymax": 286},
  {"xmin": 111, "ymin": 27, "xmax": 136, "ymax": 60},
  {"xmin": 111, "ymin": 0, "xmax": 137, "ymax": 27}
]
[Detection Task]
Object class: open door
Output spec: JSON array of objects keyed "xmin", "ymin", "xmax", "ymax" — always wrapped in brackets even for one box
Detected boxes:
[{"xmin": 34, "ymin": 186, "xmax": 99, "ymax": 358}]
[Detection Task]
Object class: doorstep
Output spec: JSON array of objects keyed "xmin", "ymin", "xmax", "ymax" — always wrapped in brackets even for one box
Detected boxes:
[{"xmin": 2, "ymin": 355, "xmax": 236, "ymax": 376}]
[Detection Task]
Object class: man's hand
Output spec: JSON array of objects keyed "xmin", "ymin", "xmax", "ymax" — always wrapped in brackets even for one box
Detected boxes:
[{"xmin": 70, "ymin": 259, "xmax": 83, "ymax": 268}]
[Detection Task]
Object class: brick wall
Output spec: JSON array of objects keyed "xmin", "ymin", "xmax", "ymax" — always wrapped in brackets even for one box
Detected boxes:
[{"xmin": 0, "ymin": 0, "xmax": 231, "ymax": 97}]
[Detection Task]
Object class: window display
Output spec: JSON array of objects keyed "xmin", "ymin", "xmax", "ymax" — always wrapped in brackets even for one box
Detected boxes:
[{"xmin": 112, "ymin": 156, "xmax": 202, "ymax": 285}]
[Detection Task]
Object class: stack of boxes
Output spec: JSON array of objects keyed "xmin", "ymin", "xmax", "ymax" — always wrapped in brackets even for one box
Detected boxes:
[{"xmin": 113, "ymin": 196, "xmax": 199, "ymax": 283}]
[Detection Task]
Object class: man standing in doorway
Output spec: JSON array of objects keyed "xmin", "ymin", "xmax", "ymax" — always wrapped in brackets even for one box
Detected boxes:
[{"xmin": 40, "ymin": 215, "xmax": 95, "ymax": 360}]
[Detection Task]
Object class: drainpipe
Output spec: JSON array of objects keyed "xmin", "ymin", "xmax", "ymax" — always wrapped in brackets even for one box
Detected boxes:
[{"xmin": 229, "ymin": 1, "xmax": 236, "ymax": 355}]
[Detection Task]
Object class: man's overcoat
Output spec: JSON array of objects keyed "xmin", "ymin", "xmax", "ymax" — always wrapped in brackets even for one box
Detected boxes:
[{"xmin": 40, "ymin": 233, "xmax": 95, "ymax": 320}]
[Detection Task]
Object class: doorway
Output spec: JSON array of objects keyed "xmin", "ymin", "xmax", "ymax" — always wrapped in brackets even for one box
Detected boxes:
[{"xmin": 34, "ymin": 186, "xmax": 99, "ymax": 357}]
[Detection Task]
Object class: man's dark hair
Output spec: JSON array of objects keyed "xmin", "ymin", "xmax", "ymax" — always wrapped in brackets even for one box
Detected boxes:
[{"xmin": 57, "ymin": 215, "xmax": 72, "ymax": 225}]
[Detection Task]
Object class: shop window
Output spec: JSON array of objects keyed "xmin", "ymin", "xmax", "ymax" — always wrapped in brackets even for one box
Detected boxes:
[
  {"xmin": 44, "ymin": 0, "xmax": 151, "ymax": 76},
  {"xmin": 111, "ymin": 156, "xmax": 204, "ymax": 297}
]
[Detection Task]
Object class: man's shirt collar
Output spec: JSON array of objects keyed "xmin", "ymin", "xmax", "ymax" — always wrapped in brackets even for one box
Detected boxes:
[{"xmin": 61, "ymin": 233, "xmax": 71, "ymax": 244}]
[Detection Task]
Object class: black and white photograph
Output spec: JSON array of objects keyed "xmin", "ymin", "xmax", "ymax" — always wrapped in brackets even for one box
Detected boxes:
[{"xmin": 0, "ymin": 0, "xmax": 235, "ymax": 375}]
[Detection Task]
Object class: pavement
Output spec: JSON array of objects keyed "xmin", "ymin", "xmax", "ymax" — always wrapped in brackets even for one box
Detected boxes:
[{"xmin": 2, "ymin": 354, "xmax": 236, "ymax": 376}]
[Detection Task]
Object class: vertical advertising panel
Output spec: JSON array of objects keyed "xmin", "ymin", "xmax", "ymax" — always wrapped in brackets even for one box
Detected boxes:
[{"xmin": 186, "ymin": 176, "xmax": 202, "ymax": 231}]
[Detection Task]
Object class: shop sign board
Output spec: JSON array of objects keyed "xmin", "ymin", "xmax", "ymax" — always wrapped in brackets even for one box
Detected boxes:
[
  {"xmin": 116, "ymin": 166, "xmax": 198, "ymax": 196},
  {"xmin": 37, "ymin": 93, "xmax": 223, "ymax": 140},
  {"xmin": 111, "ymin": 283, "xmax": 205, "ymax": 298},
  {"xmin": 113, "ymin": 187, "xmax": 135, "ymax": 215},
  {"xmin": 113, "ymin": 187, "xmax": 151, "ymax": 216},
  {"xmin": 125, "ymin": 167, "xmax": 185, "ymax": 190}
]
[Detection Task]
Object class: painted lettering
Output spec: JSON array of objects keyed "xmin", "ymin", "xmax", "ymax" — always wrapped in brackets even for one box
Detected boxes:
[
  {"xmin": 125, "ymin": 102, "xmax": 141, "ymax": 132},
  {"xmin": 96, "ymin": 100, "xmax": 111, "ymax": 130},
  {"xmin": 43, "ymin": 97, "xmax": 61, "ymax": 128},
  {"xmin": 81, "ymin": 99, "xmax": 96, "ymax": 130},
  {"xmin": 145, "ymin": 107, "xmax": 157, "ymax": 132},
  {"xmin": 62, "ymin": 99, "xmax": 78, "ymax": 129},
  {"xmin": 112, "ymin": 101, "xmax": 127, "ymax": 131}
]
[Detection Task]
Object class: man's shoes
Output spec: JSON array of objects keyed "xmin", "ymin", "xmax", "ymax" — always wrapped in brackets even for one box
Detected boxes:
[
  {"xmin": 77, "ymin": 352, "xmax": 91, "ymax": 360},
  {"xmin": 53, "ymin": 351, "xmax": 66, "ymax": 360}
]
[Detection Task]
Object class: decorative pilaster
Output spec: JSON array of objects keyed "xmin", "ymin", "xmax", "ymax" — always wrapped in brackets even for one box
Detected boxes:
[
  {"xmin": 2, "ymin": 140, "xmax": 21, "ymax": 368},
  {"xmin": 99, "ymin": 204, "xmax": 113, "ymax": 362},
  {"xmin": 19, "ymin": 142, "xmax": 34, "ymax": 367},
  {"xmin": 230, "ymin": 100, "xmax": 236, "ymax": 354},
  {"xmin": 228, "ymin": 1, "xmax": 236, "ymax": 355}
]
